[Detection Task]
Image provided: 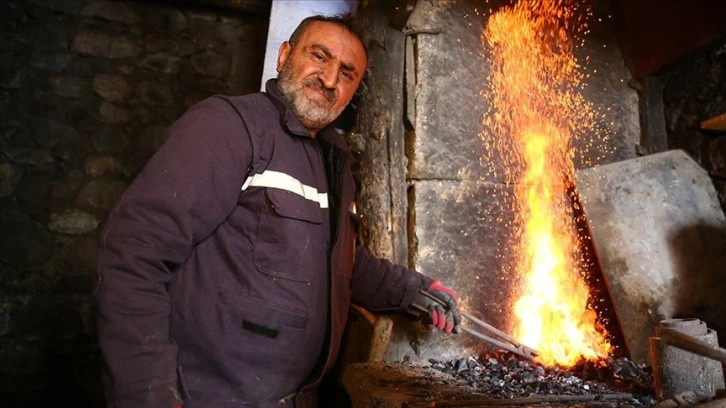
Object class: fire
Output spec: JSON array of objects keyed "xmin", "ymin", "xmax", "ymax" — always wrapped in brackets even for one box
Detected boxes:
[{"xmin": 482, "ymin": 0, "xmax": 612, "ymax": 367}]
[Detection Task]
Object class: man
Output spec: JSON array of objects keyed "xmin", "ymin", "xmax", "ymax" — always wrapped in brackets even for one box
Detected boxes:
[{"xmin": 93, "ymin": 14, "xmax": 461, "ymax": 408}]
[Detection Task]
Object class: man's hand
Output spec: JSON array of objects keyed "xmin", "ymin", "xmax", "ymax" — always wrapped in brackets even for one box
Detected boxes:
[{"xmin": 423, "ymin": 280, "xmax": 462, "ymax": 334}]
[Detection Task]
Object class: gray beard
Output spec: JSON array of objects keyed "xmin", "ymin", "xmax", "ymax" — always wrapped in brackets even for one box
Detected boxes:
[{"xmin": 277, "ymin": 63, "xmax": 344, "ymax": 131}]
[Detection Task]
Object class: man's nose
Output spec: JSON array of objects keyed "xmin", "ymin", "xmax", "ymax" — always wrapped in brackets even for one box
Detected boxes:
[{"xmin": 319, "ymin": 65, "xmax": 338, "ymax": 89}]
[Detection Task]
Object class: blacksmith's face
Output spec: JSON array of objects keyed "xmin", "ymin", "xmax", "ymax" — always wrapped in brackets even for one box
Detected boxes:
[{"xmin": 276, "ymin": 21, "xmax": 367, "ymax": 135}]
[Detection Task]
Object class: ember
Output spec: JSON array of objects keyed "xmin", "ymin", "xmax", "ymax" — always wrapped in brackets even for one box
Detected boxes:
[{"xmin": 430, "ymin": 352, "xmax": 657, "ymax": 406}]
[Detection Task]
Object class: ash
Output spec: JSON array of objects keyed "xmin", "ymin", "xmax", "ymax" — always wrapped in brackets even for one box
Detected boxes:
[{"xmin": 429, "ymin": 353, "xmax": 657, "ymax": 406}]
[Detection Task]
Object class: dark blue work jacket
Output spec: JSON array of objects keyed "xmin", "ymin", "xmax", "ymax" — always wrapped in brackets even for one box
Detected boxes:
[{"xmin": 94, "ymin": 80, "xmax": 433, "ymax": 408}]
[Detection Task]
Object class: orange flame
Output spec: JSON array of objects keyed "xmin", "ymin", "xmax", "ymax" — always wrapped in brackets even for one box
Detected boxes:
[{"xmin": 482, "ymin": 0, "xmax": 612, "ymax": 367}]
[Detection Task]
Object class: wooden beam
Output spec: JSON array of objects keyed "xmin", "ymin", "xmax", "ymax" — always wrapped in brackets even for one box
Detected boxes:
[{"xmin": 701, "ymin": 113, "xmax": 726, "ymax": 132}]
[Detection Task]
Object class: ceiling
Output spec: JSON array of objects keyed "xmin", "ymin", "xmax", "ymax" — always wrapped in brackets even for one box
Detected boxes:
[{"xmin": 613, "ymin": 0, "xmax": 725, "ymax": 78}]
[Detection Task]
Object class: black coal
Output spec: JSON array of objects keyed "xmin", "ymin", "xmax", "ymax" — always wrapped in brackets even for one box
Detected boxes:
[{"xmin": 429, "ymin": 352, "xmax": 657, "ymax": 406}]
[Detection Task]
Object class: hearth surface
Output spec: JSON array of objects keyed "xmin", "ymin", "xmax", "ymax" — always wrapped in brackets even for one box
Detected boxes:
[{"xmin": 342, "ymin": 353, "xmax": 658, "ymax": 408}]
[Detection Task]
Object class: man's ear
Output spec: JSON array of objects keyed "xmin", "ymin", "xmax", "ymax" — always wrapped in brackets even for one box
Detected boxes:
[{"xmin": 277, "ymin": 41, "xmax": 292, "ymax": 73}]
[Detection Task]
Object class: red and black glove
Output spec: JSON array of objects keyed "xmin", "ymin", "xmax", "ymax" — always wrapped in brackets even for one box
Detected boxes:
[{"xmin": 422, "ymin": 280, "xmax": 462, "ymax": 334}]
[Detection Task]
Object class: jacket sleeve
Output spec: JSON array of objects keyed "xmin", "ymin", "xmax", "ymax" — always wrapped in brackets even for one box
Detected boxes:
[
  {"xmin": 93, "ymin": 96, "xmax": 252, "ymax": 408},
  {"xmin": 349, "ymin": 245, "xmax": 435, "ymax": 314}
]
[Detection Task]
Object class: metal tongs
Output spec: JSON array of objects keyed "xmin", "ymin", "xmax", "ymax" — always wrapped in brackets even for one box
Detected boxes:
[{"xmin": 414, "ymin": 289, "xmax": 539, "ymax": 361}]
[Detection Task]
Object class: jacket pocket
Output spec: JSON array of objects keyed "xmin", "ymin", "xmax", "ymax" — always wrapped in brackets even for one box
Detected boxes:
[
  {"xmin": 217, "ymin": 286, "xmax": 307, "ymax": 329},
  {"xmin": 174, "ymin": 287, "xmax": 313, "ymax": 402},
  {"xmin": 253, "ymin": 188, "xmax": 328, "ymax": 282}
]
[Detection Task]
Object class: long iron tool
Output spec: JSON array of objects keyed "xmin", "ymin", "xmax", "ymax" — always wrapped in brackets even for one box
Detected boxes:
[{"xmin": 413, "ymin": 289, "xmax": 539, "ymax": 361}]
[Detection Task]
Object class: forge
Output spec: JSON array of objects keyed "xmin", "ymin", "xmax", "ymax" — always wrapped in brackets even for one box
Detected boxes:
[
  {"xmin": 343, "ymin": 357, "xmax": 654, "ymax": 407},
  {"xmin": 337, "ymin": 0, "xmax": 726, "ymax": 407},
  {"xmin": 339, "ymin": 149, "xmax": 726, "ymax": 407}
]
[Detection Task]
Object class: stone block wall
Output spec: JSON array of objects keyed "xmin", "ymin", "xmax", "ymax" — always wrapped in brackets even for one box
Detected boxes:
[
  {"xmin": 0, "ymin": 0, "xmax": 268, "ymax": 406},
  {"xmin": 371, "ymin": 0, "xmax": 640, "ymax": 361}
]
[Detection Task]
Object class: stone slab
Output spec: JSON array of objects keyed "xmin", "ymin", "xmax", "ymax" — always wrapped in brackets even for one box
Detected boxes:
[{"xmin": 575, "ymin": 149, "xmax": 726, "ymax": 364}]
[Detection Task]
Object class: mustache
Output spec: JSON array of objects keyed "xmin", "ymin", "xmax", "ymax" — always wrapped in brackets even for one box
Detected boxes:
[{"xmin": 303, "ymin": 77, "xmax": 336, "ymax": 104}]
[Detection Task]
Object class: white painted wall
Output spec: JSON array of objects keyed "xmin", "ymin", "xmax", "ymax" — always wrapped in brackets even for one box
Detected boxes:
[{"xmin": 260, "ymin": 0, "xmax": 359, "ymax": 90}]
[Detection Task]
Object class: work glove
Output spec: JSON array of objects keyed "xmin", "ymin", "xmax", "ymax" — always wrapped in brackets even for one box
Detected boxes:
[{"xmin": 418, "ymin": 280, "xmax": 462, "ymax": 334}]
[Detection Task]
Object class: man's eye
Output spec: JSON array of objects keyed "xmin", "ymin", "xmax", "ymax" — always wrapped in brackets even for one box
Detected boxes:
[
  {"xmin": 313, "ymin": 53, "xmax": 325, "ymax": 62},
  {"xmin": 341, "ymin": 71, "xmax": 353, "ymax": 81}
]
